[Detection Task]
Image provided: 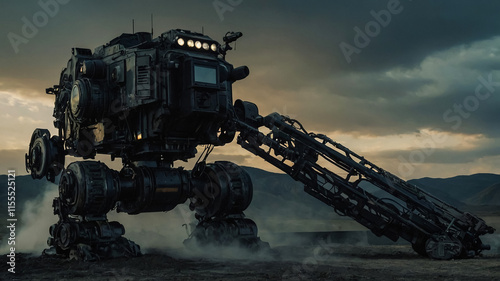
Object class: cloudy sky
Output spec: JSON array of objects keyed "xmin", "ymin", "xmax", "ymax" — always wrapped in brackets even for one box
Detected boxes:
[{"xmin": 1, "ymin": 0, "xmax": 499, "ymax": 179}]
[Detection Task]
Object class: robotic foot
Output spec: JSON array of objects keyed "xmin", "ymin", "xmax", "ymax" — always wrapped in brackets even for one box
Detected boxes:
[
  {"xmin": 44, "ymin": 218, "xmax": 141, "ymax": 261},
  {"xmin": 185, "ymin": 161, "xmax": 275, "ymax": 256},
  {"xmin": 183, "ymin": 214, "xmax": 270, "ymax": 252}
]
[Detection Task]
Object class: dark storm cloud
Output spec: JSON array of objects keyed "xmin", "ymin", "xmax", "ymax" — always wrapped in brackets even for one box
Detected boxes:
[
  {"xmin": 332, "ymin": 1, "xmax": 500, "ymax": 71},
  {"xmin": 0, "ymin": 1, "xmax": 218, "ymax": 80},
  {"xmin": 217, "ymin": 1, "xmax": 500, "ymax": 140},
  {"xmin": 312, "ymin": 84, "xmax": 499, "ymax": 138},
  {"xmin": 328, "ymin": 80, "xmax": 500, "ymax": 137},
  {"xmin": 230, "ymin": 1, "xmax": 500, "ymax": 73},
  {"xmin": 3, "ymin": 1, "xmax": 500, "ymax": 90}
]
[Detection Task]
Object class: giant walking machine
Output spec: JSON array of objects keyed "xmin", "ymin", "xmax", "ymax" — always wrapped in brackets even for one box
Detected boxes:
[{"xmin": 25, "ymin": 29, "xmax": 495, "ymax": 261}]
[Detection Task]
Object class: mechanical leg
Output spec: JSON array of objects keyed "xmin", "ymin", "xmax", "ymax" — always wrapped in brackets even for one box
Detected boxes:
[
  {"xmin": 42, "ymin": 159, "xmax": 264, "ymax": 260},
  {"xmin": 184, "ymin": 161, "xmax": 269, "ymax": 251},
  {"xmin": 47, "ymin": 161, "xmax": 142, "ymax": 261}
]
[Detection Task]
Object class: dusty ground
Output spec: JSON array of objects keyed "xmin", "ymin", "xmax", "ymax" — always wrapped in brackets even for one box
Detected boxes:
[{"xmin": 1, "ymin": 242, "xmax": 499, "ymax": 281}]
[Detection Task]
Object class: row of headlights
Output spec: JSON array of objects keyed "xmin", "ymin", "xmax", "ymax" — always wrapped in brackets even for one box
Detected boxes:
[{"xmin": 176, "ymin": 37, "xmax": 218, "ymax": 52}]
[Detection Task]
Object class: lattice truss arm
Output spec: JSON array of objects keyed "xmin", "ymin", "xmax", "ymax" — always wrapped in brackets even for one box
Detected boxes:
[{"xmin": 236, "ymin": 111, "xmax": 495, "ymax": 259}]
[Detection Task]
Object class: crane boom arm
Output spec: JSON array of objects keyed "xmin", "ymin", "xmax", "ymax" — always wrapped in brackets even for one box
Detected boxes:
[{"xmin": 234, "ymin": 103, "xmax": 495, "ymax": 260}]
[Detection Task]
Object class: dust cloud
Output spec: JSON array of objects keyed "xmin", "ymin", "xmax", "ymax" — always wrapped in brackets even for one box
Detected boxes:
[
  {"xmin": 107, "ymin": 203, "xmax": 196, "ymax": 253},
  {"xmin": 0, "ymin": 184, "xmax": 198, "ymax": 256},
  {"xmin": 482, "ymin": 234, "xmax": 500, "ymax": 254},
  {"xmin": 0, "ymin": 182, "xmax": 368, "ymax": 263},
  {"xmin": 1, "ymin": 186, "xmax": 58, "ymax": 254},
  {"xmin": 1, "ymin": 186, "xmax": 282, "ymax": 260}
]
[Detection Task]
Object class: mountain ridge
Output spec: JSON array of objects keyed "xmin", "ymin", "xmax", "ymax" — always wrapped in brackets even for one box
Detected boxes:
[{"xmin": 1, "ymin": 169, "xmax": 499, "ymax": 210}]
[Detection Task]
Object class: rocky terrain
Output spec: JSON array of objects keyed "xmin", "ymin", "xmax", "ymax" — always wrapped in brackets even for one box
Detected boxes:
[{"xmin": 1, "ymin": 242, "xmax": 499, "ymax": 280}]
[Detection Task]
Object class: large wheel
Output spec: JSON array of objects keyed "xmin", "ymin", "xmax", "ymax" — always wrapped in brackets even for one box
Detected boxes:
[
  {"xmin": 425, "ymin": 234, "xmax": 463, "ymax": 260},
  {"xmin": 26, "ymin": 129, "xmax": 65, "ymax": 182},
  {"xmin": 191, "ymin": 161, "xmax": 253, "ymax": 219}
]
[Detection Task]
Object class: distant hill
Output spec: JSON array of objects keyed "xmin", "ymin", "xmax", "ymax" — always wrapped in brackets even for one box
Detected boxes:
[
  {"xmin": 243, "ymin": 166, "xmax": 338, "ymax": 220},
  {"xmin": 0, "ymin": 174, "xmax": 56, "ymax": 207},
  {"xmin": 0, "ymin": 174, "xmax": 57, "ymax": 238},
  {"xmin": 1, "ymin": 169, "xmax": 499, "ymax": 227},
  {"xmin": 408, "ymin": 173, "xmax": 500, "ymax": 206},
  {"xmin": 243, "ymin": 169, "xmax": 500, "ymax": 219},
  {"xmin": 406, "ymin": 179, "xmax": 466, "ymax": 208},
  {"xmin": 467, "ymin": 182, "xmax": 500, "ymax": 206}
]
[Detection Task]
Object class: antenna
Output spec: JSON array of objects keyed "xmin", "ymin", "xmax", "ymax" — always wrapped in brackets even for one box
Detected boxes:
[
  {"xmin": 202, "ymin": 26, "xmax": 204, "ymax": 35},
  {"xmin": 132, "ymin": 19, "xmax": 135, "ymax": 33},
  {"xmin": 151, "ymin": 14, "xmax": 154, "ymax": 36}
]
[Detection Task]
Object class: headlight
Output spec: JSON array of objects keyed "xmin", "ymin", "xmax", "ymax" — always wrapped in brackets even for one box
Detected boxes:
[
  {"xmin": 70, "ymin": 83, "xmax": 82, "ymax": 117},
  {"xmin": 70, "ymin": 79, "xmax": 107, "ymax": 122},
  {"xmin": 181, "ymin": 37, "xmax": 218, "ymax": 52}
]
